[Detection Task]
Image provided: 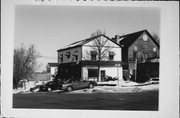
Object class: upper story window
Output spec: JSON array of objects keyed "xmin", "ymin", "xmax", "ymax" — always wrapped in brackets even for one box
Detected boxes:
[
  {"xmin": 73, "ymin": 54, "xmax": 78, "ymax": 61},
  {"xmin": 74, "ymin": 51, "xmax": 78, "ymax": 61},
  {"xmin": 152, "ymin": 47, "xmax": 157, "ymax": 58},
  {"xmin": 60, "ymin": 54, "xmax": 63, "ymax": 62},
  {"xmin": 133, "ymin": 46, "xmax": 138, "ymax": 59},
  {"xmin": 75, "ymin": 55, "xmax": 78, "ymax": 60},
  {"xmin": 143, "ymin": 35, "xmax": 148, "ymax": 41},
  {"xmin": 133, "ymin": 50, "xmax": 137, "ymax": 59},
  {"xmin": 109, "ymin": 51, "xmax": 115, "ymax": 60},
  {"xmin": 91, "ymin": 51, "xmax": 97, "ymax": 61},
  {"xmin": 133, "ymin": 46, "xmax": 138, "ymax": 51},
  {"xmin": 153, "ymin": 47, "xmax": 157, "ymax": 52},
  {"xmin": 66, "ymin": 52, "xmax": 70, "ymax": 58}
]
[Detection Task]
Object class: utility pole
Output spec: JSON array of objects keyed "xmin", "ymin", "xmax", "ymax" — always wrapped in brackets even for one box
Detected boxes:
[
  {"xmin": 115, "ymin": 64, "xmax": 120, "ymax": 87},
  {"xmin": 117, "ymin": 66, "xmax": 119, "ymax": 87},
  {"xmin": 135, "ymin": 59, "xmax": 137, "ymax": 82}
]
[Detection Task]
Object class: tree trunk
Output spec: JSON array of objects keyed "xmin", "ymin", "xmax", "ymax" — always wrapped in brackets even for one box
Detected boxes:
[
  {"xmin": 23, "ymin": 79, "xmax": 26, "ymax": 90},
  {"xmin": 97, "ymin": 65, "xmax": 101, "ymax": 82}
]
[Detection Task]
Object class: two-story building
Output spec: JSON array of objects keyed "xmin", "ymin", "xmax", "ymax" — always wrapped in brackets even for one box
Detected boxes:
[
  {"xmin": 57, "ymin": 35, "xmax": 123, "ymax": 82},
  {"xmin": 112, "ymin": 30, "xmax": 159, "ymax": 81}
]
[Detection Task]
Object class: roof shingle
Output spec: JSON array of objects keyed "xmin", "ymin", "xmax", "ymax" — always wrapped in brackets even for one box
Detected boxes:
[
  {"xmin": 119, "ymin": 29, "xmax": 159, "ymax": 48},
  {"xmin": 57, "ymin": 34, "xmax": 115, "ymax": 51}
]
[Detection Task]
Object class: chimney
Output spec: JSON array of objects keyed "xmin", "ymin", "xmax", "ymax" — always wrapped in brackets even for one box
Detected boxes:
[{"xmin": 112, "ymin": 35, "xmax": 120, "ymax": 43}]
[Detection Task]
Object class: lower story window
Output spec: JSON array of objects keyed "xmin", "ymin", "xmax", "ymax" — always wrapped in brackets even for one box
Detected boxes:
[
  {"xmin": 101, "ymin": 70, "xmax": 106, "ymax": 78},
  {"xmin": 88, "ymin": 69, "xmax": 98, "ymax": 77}
]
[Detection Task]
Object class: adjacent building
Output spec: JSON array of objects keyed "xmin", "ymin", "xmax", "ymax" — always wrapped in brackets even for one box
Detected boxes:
[
  {"xmin": 18, "ymin": 73, "xmax": 51, "ymax": 90},
  {"xmin": 46, "ymin": 63, "xmax": 58, "ymax": 80},
  {"xmin": 56, "ymin": 30, "xmax": 159, "ymax": 82},
  {"xmin": 112, "ymin": 30, "xmax": 160, "ymax": 81},
  {"xmin": 57, "ymin": 35, "xmax": 123, "ymax": 82}
]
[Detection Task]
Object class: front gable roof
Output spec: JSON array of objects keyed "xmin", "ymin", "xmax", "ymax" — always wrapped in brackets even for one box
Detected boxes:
[
  {"xmin": 57, "ymin": 35, "xmax": 120, "ymax": 52},
  {"xmin": 119, "ymin": 29, "xmax": 159, "ymax": 48}
]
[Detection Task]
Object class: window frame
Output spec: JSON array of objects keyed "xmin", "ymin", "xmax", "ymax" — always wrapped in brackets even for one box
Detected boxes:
[
  {"xmin": 66, "ymin": 52, "xmax": 71, "ymax": 58},
  {"xmin": 60, "ymin": 54, "xmax": 63, "ymax": 62},
  {"xmin": 88, "ymin": 69, "xmax": 98, "ymax": 78},
  {"xmin": 91, "ymin": 51, "xmax": 97, "ymax": 61},
  {"xmin": 109, "ymin": 51, "xmax": 115, "ymax": 61}
]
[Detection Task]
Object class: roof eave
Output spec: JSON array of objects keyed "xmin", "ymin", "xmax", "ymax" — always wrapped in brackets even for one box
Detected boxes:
[{"xmin": 57, "ymin": 45, "xmax": 82, "ymax": 52}]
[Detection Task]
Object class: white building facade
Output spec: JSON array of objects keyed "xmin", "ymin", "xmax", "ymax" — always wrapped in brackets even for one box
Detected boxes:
[{"xmin": 57, "ymin": 35, "xmax": 123, "ymax": 82}]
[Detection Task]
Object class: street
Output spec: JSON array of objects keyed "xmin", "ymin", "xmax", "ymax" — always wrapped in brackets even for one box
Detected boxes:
[{"xmin": 13, "ymin": 90, "xmax": 158, "ymax": 110}]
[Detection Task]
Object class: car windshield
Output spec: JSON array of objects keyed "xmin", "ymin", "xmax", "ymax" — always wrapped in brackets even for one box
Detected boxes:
[{"xmin": 64, "ymin": 80, "xmax": 80, "ymax": 84}]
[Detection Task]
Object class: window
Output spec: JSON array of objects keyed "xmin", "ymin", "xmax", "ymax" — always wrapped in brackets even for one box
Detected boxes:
[
  {"xmin": 133, "ymin": 50, "xmax": 137, "ymax": 59},
  {"xmin": 75, "ymin": 55, "xmax": 78, "ymax": 60},
  {"xmin": 133, "ymin": 46, "xmax": 138, "ymax": 51},
  {"xmin": 153, "ymin": 47, "xmax": 157, "ymax": 52},
  {"xmin": 47, "ymin": 67, "xmax": 50, "ymax": 73},
  {"xmin": 109, "ymin": 51, "xmax": 115, "ymax": 60},
  {"xmin": 153, "ymin": 52, "xmax": 157, "ymax": 58},
  {"xmin": 88, "ymin": 69, "xmax": 98, "ymax": 77},
  {"xmin": 74, "ymin": 51, "xmax": 78, "ymax": 60},
  {"xmin": 91, "ymin": 51, "xmax": 97, "ymax": 61},
  {"xmin": 66, "ymin": 52, "xmax": 70, "ymax": 58},
  {"xmin": 143, "ymin": 35, "xmax": 148, "ymax": 41},
  {"xmin": 101, "ymin": 70, "xmax": 106, "ymax": 79},
  {"xmin": 72, "ymin": 54, "xmax": 78, "ymax": 61},
  {"xmin": 60, "ymin": 54, "xmax": 63, "ymax": 62}
]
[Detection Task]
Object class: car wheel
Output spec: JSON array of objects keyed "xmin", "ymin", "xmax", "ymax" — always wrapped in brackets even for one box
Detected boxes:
[
  {"xmin": 89, "ymin": 83, "xmax": 94, "ymax": 88},
  {"xmin": 67, "ymin": 86, "xmax": 73, "ymax": 92}
]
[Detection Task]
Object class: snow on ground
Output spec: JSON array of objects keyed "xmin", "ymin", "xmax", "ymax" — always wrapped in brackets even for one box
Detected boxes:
[
  {"xmin": 13, "ymin": 88, "xmax": 32, "ymax": 94},
  {"xmin": 69, "ymin": 86, "xmax": 142, "ymax": 94},
  {"xmin": 69, "ymin": 81, "xmax": 159, "ymax": 94},
  {"xmin": 69, "ymin": 84, "xmax": 158, "ymax": 94},
  {"xmin": 97, "ymin": 80, "xmax": 153, "ymax": 87},
  {"xmin": 13, "ymin": 80, "xmax": 159, "ymax": 94}
]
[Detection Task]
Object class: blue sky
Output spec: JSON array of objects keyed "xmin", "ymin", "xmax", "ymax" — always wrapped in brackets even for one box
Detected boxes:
[{"xmin": 15, "ymin": 5, "xmax": 160, "ymax": 72}]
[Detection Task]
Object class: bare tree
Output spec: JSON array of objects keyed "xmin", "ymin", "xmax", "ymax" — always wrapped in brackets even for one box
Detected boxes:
[
  {"xmin": 89, "ymin": 30, "xmax": 112, "ymax": 82},
  {"xmin": 91, "ymin": 29, "xmax": 106, "ymax": 37},
  {"xmin": 13, "ymin": 44, "xmax": 40, "ymax": 89}
]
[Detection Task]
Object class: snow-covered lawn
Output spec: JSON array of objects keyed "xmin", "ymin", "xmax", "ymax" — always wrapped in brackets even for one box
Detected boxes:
[
  {"xmin": 13, "ymin": 88, "xmax": 32, "ymax": 94},
  {"xmin": 69, "ymin": 80, "xmax": 159, "ymax": 94},
  {"xmin": 13, "ymin": 80, "xmax": 159, "ymax": 94}
]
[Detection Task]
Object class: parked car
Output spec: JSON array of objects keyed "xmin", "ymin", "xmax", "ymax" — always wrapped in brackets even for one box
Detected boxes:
[
  {"xmin": 30, "ymin": 85, "xmax": 42, "ymax": 92},
  {"xmin": 30, "ymin": 80, "xmax": 62, "ymax": 92},
  {"xmin": 62, "ymin": 80, "xmax": 97, "ymax": 92}
]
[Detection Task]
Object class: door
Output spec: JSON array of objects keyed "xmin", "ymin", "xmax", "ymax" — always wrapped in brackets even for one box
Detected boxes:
[{"xmin": 101, "ymin": 70, "xmax": 106, "ymax": 81}]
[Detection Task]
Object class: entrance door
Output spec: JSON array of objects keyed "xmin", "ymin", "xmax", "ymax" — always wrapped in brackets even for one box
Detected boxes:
[{"xmin": 101, "ymin": 70, "xmax": 106, "ymax": 81}]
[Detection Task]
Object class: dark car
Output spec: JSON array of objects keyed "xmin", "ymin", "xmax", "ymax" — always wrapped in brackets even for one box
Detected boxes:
[
  {"xmin": 30, "ymin": 80, "xmax": 62, "ymax": 92},
  {"xmin": 62, "ymin": 80, "xmax": 97, "ymax": 92}
]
